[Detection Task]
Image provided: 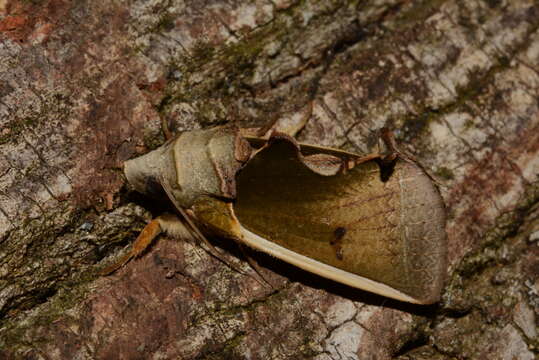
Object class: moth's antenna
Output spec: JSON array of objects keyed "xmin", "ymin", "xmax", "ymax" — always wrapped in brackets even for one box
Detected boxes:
[
  {"xmin": 159, "ymin": 176, "xmax": 217, "ymax": 250},
  {"xmin": 160, "ymin": 176, "xmax": 268, "ymax": 287},
  {"xmin": 238, "ymin": 243, "xmax": 275, "ymax": 289}
]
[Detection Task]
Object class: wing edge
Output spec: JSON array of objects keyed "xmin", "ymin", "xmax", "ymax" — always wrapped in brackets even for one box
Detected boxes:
[{"xmin": 239, "ymin": 226, "xmax": 427, "ymax": 304}]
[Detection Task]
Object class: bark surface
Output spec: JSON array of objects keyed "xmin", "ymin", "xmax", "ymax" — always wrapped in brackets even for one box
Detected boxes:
[{"xmin": 0, "ymin": 0, "xmax": 538, "ymax": 359}]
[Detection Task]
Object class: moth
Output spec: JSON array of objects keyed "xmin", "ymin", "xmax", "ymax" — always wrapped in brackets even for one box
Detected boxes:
[{"xmin": 103, "ymin": 126, "xmax": 447, "ymax": 305}]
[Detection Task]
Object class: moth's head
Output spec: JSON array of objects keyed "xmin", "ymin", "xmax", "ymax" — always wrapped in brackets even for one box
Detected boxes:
[{"xmin": 123, "ymin": 143, "xmax": 172, "ymax": 197}]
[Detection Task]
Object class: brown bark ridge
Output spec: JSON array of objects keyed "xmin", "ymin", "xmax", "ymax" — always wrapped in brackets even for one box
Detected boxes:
[{"xmin": 0, "ymin": 0, "xmax": 537, "ymax": 359}]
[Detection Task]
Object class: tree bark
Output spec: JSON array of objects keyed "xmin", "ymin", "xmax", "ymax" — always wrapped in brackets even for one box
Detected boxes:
[{"xmin": 0, "ymin": 0, "xmax": 537, "ymax": 359}]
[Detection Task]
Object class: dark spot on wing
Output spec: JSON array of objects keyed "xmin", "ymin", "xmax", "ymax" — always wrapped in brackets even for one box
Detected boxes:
[
  {"xmin": 333, "ymin": 227, "xmax": 346, "ymax": 240},
  {"xmin": 331, "ymin": 227, "xmax": 346, "ymax": 260}
]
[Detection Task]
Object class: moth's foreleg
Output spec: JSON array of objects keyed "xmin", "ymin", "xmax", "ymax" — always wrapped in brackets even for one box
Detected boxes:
[
  {"xmin": 100, "ymin": 213, "xmax": 193, "ymax": 275},
  {"xmin": 100, "ymin": 218, "xmax": 162, "ymax": 275},
  {"xmin": 100, "ymin": 212, "xmax": 270, "ymax": 288}
]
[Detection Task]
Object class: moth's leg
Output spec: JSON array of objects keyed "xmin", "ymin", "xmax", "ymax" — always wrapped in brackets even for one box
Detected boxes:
[
  {"xmin": 380, "ymin": 127, "xmax": 400, "ymax": 164},
  {"xmin": 101, "ymin": 213, "xmax": 199, "ymax": 275},
  {"xmin": 100, "ymin": 212, "xmax": 260, "ymax": 280},
  {"xmin": 238, "ymin": 244, "xmax": 275, "ymax": 289},
  {"xmin": 101, "ymin": 213, "xmax": 198, "ymax": 275},
  {"xmin": 161, "ymin": 117, "xmax": 173, "ymax": 141},
  {"xmin": 100, "ymin": 218, "xmax": 163, "ymax": 275},
  {"xmin": 380, "ymin": 127, "xmax": 419, "ymax": 164},
  {"xmin": 380, "ymin": 127, "xmax": 444, "ymax": 186}
]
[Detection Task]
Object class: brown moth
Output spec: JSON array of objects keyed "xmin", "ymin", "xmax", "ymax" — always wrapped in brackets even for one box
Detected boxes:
[{"xmin": 103, "ymin": 126, "xmax": 447, "ymax": 305}]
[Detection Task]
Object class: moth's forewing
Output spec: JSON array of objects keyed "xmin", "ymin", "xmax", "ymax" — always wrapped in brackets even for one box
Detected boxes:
[
  {"xmin": 245, "ymin": 135, "xmax": 368, "ymax": 158},
  {"xmin": 234, "ymin": 138, "xmax": 446, "ymax": 304}
]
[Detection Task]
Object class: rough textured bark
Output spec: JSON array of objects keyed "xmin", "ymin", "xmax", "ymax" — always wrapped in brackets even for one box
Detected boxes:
[{"xmin": 0, "ymin": 0, "xmax": 537, "ymax": 359}]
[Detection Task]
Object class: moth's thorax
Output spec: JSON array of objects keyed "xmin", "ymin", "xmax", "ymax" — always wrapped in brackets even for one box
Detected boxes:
[{"xmin": 124, "ymin": 126, "xmax": 253, "ymax": 208}]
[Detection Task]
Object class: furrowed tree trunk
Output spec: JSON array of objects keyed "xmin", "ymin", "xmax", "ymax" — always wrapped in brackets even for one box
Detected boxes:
[{"xmin": 0, "ymin": 0, "xmax": 537, "ymax": 359}]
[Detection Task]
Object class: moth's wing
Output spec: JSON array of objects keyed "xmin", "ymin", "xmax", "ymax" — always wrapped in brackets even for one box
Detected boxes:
[
  {"xmin": 244, "ymin": 135, "xmax": 381, "ymax": 166},
  {"xmin": 234, "ymin": 138, "xmax": 447, "ymax": 304}
]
